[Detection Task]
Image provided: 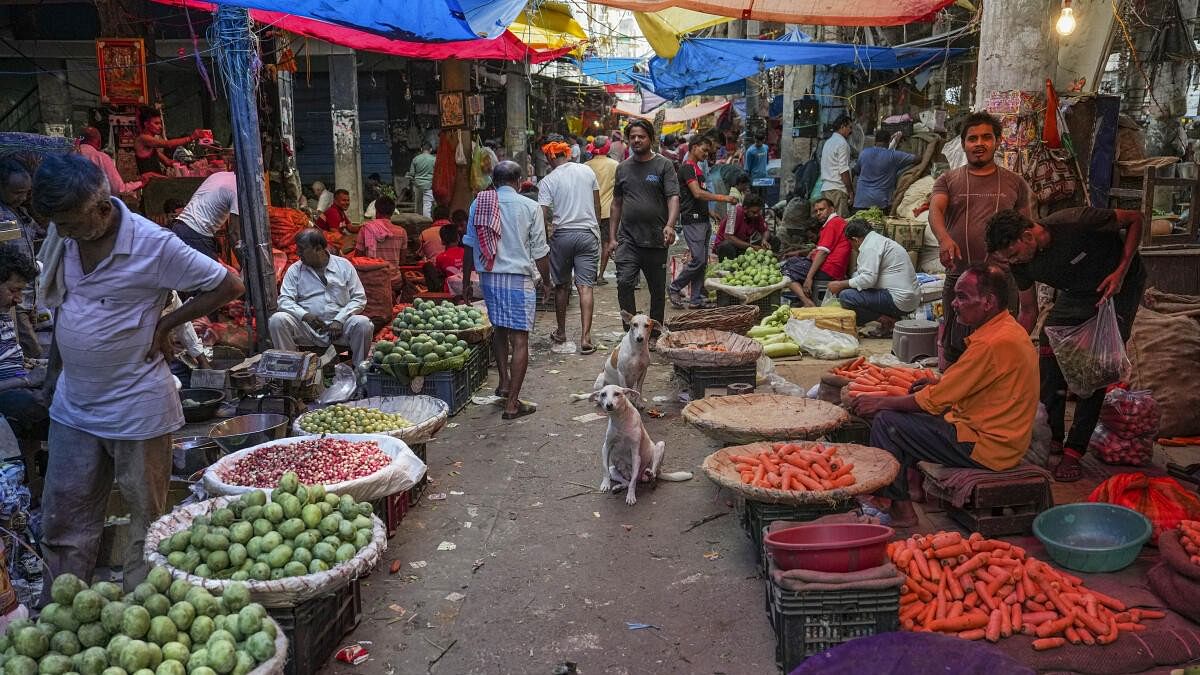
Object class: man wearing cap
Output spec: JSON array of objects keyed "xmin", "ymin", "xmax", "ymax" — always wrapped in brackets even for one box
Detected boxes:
[{"xmin": 585, "ymin": 135, "xmax": 619, "ymax": 285}]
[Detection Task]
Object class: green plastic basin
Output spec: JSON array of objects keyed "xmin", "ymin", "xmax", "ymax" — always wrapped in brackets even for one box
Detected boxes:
[{"xmin": 1033, "ymin": 503, "xmax": 1152, "ymax": 573}]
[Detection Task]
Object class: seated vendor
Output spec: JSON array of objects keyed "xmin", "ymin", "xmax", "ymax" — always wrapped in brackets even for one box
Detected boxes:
[
  {"xmin": 268, "ymin": 229, "xmax": 372, "ymax": 365},
  {"xmin": 714, "ymin": 193, "xmax": 771, "ymax": 261},
  {"xmin": 355, "ymin": 195, "xmax": 407, "ymax": 265},
  {"xmin": 827, "ymin": 219, "xmax": 918, "ymax": 332},
  {"xmin": 849, "ymin": 264, "xmax": 1038, "ymax": 527},
  {"xmin": 0, "ymin": 246, "xmax": 49, "ymax": 494},
  {"xmin": 781, "ymin": 198, "xmax": 851, "ymax": 307}
]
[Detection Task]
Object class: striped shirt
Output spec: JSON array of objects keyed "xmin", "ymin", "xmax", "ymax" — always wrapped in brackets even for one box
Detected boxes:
[
  {"xmin": 50, "ymin": 199, "xmax": 227, "ymax": 440},
  {"xmin": 0, "ymin": 314, "xmax": 26, "ymax": 383}
]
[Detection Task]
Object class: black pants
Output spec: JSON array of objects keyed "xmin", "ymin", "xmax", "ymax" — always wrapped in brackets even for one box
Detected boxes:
[
  {"xmin": 870, "ymin": 410, "xmax": 981, "ymax": 501},
  {"xmin": 615, "ymin": 241, "xmax": 668, "ymax": 327},
  {"xmin": 1040, "ymin": 280, "xmax": 1143, "ymax": 452},
  {"xmin": 170, "ymin": 220, "xmax": 219, "ymax": 260}
]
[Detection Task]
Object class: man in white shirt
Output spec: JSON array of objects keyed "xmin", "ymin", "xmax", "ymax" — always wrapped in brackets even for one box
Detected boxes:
[
  {"xmin": 32, "ymin": 154, "xmax": 243, "ymax": 595},
  {"xmin": 827, "ymin": 219, "xmax": 918, "ymax": 330},
  {"xmin": 819, "ymin": 115, "xmax": 854, "ymax": 216},
  {"xmin": 269, "ymin": 229, "xmax": 372, "ymax": 365},
  {"xmin": 78, "ymin": 127, "xmax": 142, "ymax": 196},
  {"xmin": 172, "ymin": 171, "xmax": 238, "ymax": 260},
  {"xmin": 538, "ymin": 134, "xmax": 602, "ymax": 354}
]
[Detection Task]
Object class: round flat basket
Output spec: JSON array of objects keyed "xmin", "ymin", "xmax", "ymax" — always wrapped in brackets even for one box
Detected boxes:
[
  {"xmin": 683, "ymin": 394, "xmax": 849, "ymax": 444},
  {"xmin": 294, "ymin": 396, "xmax": 449, "ymax": 444},
  {"xmin": 657, "ymin": 329, "xmax": 763, "ymax": 368},
  {"xmin": 665, "ymin": 305, "xmax": 760, "ymax": 334},
  {"xmin": 144, "ymin": 494, "xmax": 386, "ymax": 608},
  {"xmin": 702, "ymin": 441, "xmax": 899, "ymax": 505}
]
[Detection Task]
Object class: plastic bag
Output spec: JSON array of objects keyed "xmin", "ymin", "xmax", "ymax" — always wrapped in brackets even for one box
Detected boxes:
[
  {"xmin": 784, "ymin": 318, "xmax": 859, "ymax": 360},
  {"xmin": 821, "ymin": 294, "xmax": 842, "ymax": 308},
  {"xmin": 1088, "ymin": 473, "xmax": 1200, "ymax": 543},
  {"xmin": 1088, "ymin": 388, "xmax": 1159, "ymax": 466},
  {"xmin": 1044, "ymin": 299, "xmax": 1130, "ymax": 396},
  {"xmin": 203, "ymin": 433, "xmax": 427, "ymax": 503}
]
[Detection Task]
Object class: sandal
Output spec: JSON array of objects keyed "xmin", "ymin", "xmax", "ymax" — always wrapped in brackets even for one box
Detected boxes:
[
  {"xmin": 1053, "ymin": 449, "xmax": 1083, "ymax": 483},
  {"xmin": 548, "ymin": 330, "xmax": 567, "ymax": 344},
  {"xmin": 494, "ymin": 387, "xmax": 509, "ymax": 398},
  {"xmin": 502, "ymin": 400, "xmax": 537, "ymax": 420},
  {"xmin": 579, "ymin": 344, "xmax": 596, "ymax": 355}
]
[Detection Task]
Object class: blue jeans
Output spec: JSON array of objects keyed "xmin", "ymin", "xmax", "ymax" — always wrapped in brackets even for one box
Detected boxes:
[
  {"xmin": 0, "ymin": 388, "xmax": 48, "ymax": 440},
  {"xmin": 838, "ymin": 287, "xmax": 902, "ymax": 324}
]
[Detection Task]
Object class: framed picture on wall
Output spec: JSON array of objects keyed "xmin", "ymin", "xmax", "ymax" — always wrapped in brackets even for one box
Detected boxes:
[
  {"xmin": 96, "ymin": 38, "xmax": 149, "ymax": 105},
  {"xmin": 439, "ymin": 91, "xmax": 465, "ymax": 128}
]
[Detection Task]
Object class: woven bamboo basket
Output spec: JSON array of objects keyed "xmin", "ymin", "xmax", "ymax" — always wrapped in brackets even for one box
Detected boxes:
[
  {"xmin": 702, "ymin": 441, "xmax": 899, "ymax": 505},
  {"xmin": 789, "ymin": 307, "xmax": 857, "ymax": 337},
  {"xmin": 293, "ymin": 395, "xmax": 449, "ymax": 444},
  {"xmin": 683, "ymin": 394, "xmax": 849, "ymax": 444},
  {"xmin": 656, "ymin": 329, "xmax": 763, "ymax": 368},
  {"xmin": 665, "ymin": 305, "xmax": 761, "ymax": 334},
  {"xmin": 144, "ymin": 494, "xmax": 386, "ymax": 608}
]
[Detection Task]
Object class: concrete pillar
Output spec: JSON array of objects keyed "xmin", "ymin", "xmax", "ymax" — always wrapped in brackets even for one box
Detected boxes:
[
  {"xmin": 505, "ymin": 60, "xmax": 530, "ymax": 178},
  {"xmin": 1145, "ymin": 0, "xmax": 1198, "ymax": 157},
  {"xmin": 744, "ymin": 21, "xmax": 761, "ymax": 122},
  {"xmin": 276, "ymin": 68, "xmax": 303, "ymax": 209},
  {"xmin": 974, "ymin": 0, "xmax": 1059, "ymax": 106},
  {"xmin": 779, "ymin": 26, "xmax": 816, "ymax": 198},
  {"xmin": 329, "ymin": 52, "xmax": 363, "ymax": 223},
  {"xmin": 441, "ymin": 58, "xmax": 474, "ymax": 213},
  {"xmin": 36, "ymin": 61, "xmax": 72, "ymax": 137}
]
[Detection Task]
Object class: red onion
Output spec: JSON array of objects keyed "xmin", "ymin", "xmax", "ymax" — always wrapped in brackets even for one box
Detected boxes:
[{"xmin": 220, "ymin": 438, "xmax": 391, "ymax": 486}]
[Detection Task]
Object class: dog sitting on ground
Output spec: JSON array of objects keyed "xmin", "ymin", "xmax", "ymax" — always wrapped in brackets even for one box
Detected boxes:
[
  {"xmin": 593, "ymin": 311, "xmax": 655, "ymax": 402},
  {"xmin": 591, "ymin": 384, "xmax": 692, "ymax": 505}
]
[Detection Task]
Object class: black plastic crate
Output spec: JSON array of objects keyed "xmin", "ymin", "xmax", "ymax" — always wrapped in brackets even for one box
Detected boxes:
[
  {"xmin": 267, "ymin": 578, "xmax": 362, "ymax": 675},
  {"xmin": 673, "ymin": 363, "xmax": 756, "ymax": 400},
  {"xmin": 365, "ymin": 367, "xmax": 472, "ymax": 415},
  {"xmin": 408, "ymin": 441, "xmax": 427, "ymax": 506},
  {"xmin": 716, "ymin": 289, "xmax": 782, "ymax": 316},
  {"xmin": 823, "ymin": 417, "xmax": 872, "ymax": 445},
  {"xmin": 769, "ymin": 580, "xmax": 899, "ymax": 672},
  {"xmin": 465, "ymin": 343, "xmax": 490, "ymax": 394}
]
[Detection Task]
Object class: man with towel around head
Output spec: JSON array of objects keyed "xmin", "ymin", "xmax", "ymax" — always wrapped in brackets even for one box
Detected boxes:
[
  {"xmin": 462, "ymin": 161, "xmax": 551, "ymax": 420},
  {"xmin": 849, "ymin": 263, "xmax": 1038, "ymax": 527}
]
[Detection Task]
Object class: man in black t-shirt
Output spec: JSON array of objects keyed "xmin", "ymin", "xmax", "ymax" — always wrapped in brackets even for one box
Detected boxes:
[
  {"xmin": 609, "ymin": 119, "xmax": 680, "ymax": 330},
  {"xmin": 668, "ymin": 134, "xmax": 738, "ymax": 309},
  {"xmin": 986, "ymin": 207, "xmax": 1146, "ymax": 483}
]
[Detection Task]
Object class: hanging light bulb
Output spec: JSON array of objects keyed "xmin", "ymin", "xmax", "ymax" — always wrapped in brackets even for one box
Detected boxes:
[{"xmin": 1056, "ymin": 0, "xmax": 1077, "ymax": 36}]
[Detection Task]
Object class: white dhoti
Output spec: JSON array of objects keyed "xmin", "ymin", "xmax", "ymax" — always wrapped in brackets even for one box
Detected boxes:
[{"xmin": 268, "ymin": 312, "xmax": 374, "ymax": 365}]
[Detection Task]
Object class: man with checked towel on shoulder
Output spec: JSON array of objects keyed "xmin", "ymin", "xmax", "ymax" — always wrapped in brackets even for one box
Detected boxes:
[{"xmin": 462, "ymin": 161, "xmax": 551, "ymax": 420}]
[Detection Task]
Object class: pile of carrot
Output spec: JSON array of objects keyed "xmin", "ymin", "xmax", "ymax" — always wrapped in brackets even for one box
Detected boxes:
[
  {"xmin": 1179, "ymin": 520, "xmax": 1200, "ymax": 565},
  {"xmin": 842, "ymin": 363, "xmax": 940, "ymax": 399},
  {"xmin": 889, "ymin": 531, "xmax": 1164, "ymax": 650},
  {"xmin": 682, "ymin": 342, "xmax": 728, "ymax": 352},
  {"xmin": 729, "ymin": 442, "xmax": 856, "ymax": 492}
]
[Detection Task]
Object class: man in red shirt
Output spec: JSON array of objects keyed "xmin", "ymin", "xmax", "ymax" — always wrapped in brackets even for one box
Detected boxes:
[
  {"xmin": 316, "ymin": 188, "xmax": 358, "ymax": 253},
  {"xmin": 713, "ymin": 193, "xmax": 771, "ymax": 261},
  {"xmin": 781, "ymin": 197, "xmax": 852, "ymax": 306}
]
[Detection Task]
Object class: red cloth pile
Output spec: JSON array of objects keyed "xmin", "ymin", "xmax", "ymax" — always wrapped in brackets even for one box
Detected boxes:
[{"xmin": 1088, "ymin": 473, "xmax": 1200, "ymax": 543}]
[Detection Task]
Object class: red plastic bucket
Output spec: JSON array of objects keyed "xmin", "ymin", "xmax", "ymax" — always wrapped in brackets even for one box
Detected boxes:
[{"xmin": 764, "ymin": 523, "xmax": 895, "ymax": 573}]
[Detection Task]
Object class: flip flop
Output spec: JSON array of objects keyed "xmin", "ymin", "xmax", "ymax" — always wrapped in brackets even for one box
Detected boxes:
[
  {"xmin": 549, "ymin": 331, "xmax": 567, "ymax": 344},
  {"xmin": 579, "ymin": 344, "xmax": 596, "ymax": 355},
  {"xmin": 1053, "ymin": 454, "xmax": 1083, "ymax": 482},
  {"xmin": 502, "ymin": 401, "xmax": 537, "ymax": 420},
  {"xmin": 494, "ymin": 387, "xmax": 509, "ymax": 398}
]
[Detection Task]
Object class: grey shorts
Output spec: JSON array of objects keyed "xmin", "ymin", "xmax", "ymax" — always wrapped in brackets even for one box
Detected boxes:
[{"xmin": 550, "ymin": 229, "xmax": 600, "ymax": 287}]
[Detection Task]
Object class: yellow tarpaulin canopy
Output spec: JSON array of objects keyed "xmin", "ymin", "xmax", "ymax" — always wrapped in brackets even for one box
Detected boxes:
[
  {"xmin": 509, "ymin": 1, "xmax": 588, "ymax": 56},
  {"xmin": 634, "ymin": 8, "xmax": 731, "ymax": 58}
]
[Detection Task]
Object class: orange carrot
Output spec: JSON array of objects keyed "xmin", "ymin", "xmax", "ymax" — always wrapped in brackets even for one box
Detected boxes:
[
  {"xmin": 985, "ymin": 608, "xmax": 1003, "ymax": 642},
  {"xmin": 1033, "ymin": 637, "xmax": 1066, "ymax": 651},
  {"xmin": 1035, "ymin": 614, "xmax": 1074, "ymax": 638},
  {"xmin": 958, "ymin": 629, "xmax": 986, "ymax": 641},
  {"xmin": 927, "ymin": 613, "xmax": 989, "ymax": 633}
]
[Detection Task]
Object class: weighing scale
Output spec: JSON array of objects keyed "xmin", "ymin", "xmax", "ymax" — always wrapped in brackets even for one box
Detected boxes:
[{"xmin": 234, "ymin": 349, "xmax": 328, "ymax": 419}]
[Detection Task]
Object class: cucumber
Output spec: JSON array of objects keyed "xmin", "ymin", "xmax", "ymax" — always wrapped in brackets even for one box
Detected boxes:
[
  {"xmin": 747, "ymin": 325, "xmax": 783, "ymax": 337},
  {"xmin": 763, "ymin": 341, "xmax": 801, "ymax": 358}
]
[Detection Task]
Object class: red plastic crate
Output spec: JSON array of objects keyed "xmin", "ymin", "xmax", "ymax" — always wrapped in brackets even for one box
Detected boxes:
[{"xmin": 372, "ymin": 490, "xmax": 410, "ymax": 539}]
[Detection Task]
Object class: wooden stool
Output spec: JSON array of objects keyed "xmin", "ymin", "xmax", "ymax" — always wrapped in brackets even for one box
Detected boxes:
[{"xmin": 918, "ymin": 462, "xmax": 1053, "ymax": 537}]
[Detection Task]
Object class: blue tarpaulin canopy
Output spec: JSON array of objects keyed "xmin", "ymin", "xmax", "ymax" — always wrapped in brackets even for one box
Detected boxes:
[
  {"xmin": 201, "ymin": 0, "xmax": 527, "ymax": 41},
  {"xmin": 581, "ymin": 57, "xmax": 644, "ymax": 85},
  {"xmin": 648, "ymin": 30, "xmax": 967, "ymax": 100}
]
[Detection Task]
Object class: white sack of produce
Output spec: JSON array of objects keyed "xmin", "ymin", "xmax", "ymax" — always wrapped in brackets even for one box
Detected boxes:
[
  {"xmin": 705, "ymin": 276, "xmax": 789, "ymax": 303},
  {"xmin": 784, "ymin": 318, "xmax": 859, "ymax": 360},
  {"xmin": 204, "ymin": 434, "xmax": 426, "ymax": 502}
]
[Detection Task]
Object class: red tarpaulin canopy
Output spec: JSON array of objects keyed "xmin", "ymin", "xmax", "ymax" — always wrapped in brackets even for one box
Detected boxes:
[
  {"xmin": 588, "ymin": 0, "xmax": 954, "ymax": 26},
  {"xmin": 152, "ymin": 0, "xmax": 577, "ymax": 63}
]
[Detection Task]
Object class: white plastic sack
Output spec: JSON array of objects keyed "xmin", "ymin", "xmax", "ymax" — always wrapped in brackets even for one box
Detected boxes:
[
  {"xmin": 203, "ymin": 433, "xmax": 426, "ymax": 503},
  {"xmin": 784, "ymin": 318, "xmax": 859, "ymax": 360},
  {"xmin": 705, "ymin": 276, "xmax": 789, "ymax": 303}
]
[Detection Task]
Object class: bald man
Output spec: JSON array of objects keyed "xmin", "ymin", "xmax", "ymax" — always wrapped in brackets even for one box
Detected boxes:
[{"xmin": 77, "ymin": 127, "xmax": 143, "ymax": 196}]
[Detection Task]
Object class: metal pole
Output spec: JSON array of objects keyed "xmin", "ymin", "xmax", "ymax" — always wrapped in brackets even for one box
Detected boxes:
[{"xmin": 213, "ymin": 5, "xmax": 276, "ymax": 349}]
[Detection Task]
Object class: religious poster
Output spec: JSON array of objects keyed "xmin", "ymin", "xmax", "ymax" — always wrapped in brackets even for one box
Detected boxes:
[
  {"xmin": 439, "ymin": 91, "xmax": 465, "ymax": 128},
  {"xmin": 96, "ymin": 38, "xmax": 149, "ymax": 105}
]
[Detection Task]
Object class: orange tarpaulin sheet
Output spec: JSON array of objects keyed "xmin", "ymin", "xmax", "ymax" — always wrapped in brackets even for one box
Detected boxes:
[
  {"xmin": 612, "ymin": 100, "xmax": 730, "ymax": 123},
  {"xmin": 589, "ymin": 0, "xmax": 955, "ymax": 26}
]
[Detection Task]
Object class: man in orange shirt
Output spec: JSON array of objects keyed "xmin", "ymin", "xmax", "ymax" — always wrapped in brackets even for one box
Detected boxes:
[{"xmin": 851, "ymin": 263, "xmax": 1038, "ymax": 526}]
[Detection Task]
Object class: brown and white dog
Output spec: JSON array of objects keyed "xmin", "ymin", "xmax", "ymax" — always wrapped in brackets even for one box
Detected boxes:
[
  {"xmin": 593, "ymin": 311, "xmax": 655, "ymax": 402},
  {"xmin": 591, "ymin": 384, "xmax": 692, "ymax": 505}
]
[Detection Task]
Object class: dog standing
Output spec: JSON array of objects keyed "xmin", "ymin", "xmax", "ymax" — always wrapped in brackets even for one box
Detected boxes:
[
  {"xmin": 594, "ymin": 311, "xmax": 655, "ymax": 400},
  {"xmin": 591, "ymin": 384, "xmax": 692, "ymax": 505}
]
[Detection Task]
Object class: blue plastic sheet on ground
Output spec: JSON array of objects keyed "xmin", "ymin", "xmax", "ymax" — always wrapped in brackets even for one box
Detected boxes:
[{"xmin": 647, "ymin": 30, "xmax": 966, "ymax": 100}]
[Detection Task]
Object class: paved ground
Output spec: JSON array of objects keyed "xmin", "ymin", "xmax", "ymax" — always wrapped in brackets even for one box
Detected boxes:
[{"xmin": 331, "ymin": 283, "xmax": 840, "ymax": 675}]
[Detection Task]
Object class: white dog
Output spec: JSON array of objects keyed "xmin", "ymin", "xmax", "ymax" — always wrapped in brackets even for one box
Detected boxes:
[
  {"xmin": 591, "ymin": 384, "xmax": 692, "ymax": 505},
  {"xmin": 594, "ymin": 311, "xmax": 655, "ymax": 400}
]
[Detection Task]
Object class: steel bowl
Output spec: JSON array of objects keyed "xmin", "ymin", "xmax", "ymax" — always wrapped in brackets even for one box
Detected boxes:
[
  {"xmin": 180, "ymin": 388, "xmax": 225, "ymax": 423},
  {"xmin": 171, "ymin": 436, "xmax": 222, "ymax": 477},
  {"xmin": 208, "ymin": 413, "xmax": 290, "ymax": 454}
]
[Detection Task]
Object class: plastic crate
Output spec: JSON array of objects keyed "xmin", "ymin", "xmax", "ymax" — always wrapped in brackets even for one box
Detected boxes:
[
  {"xmin": 408, "ymin": 441, "xmax": 427, "ymax": 506},
  {"xmin": 465, "ymin": 343, "xmax": 490, "ymax": 394},
  {"xmin": 673, "ymin": 363, "xmax": 756, "ymax": 400},
  {"xmin": 365, "ymin": 367, "xmax": 472, "ymax": 415},
  {"xmin": 370, "ymin": 489, "xmax": 411, "ymax": 539},
  {"xmin": 769, "ymin": 580, "xmax": 899, "ymax": 672},
  {"xmin": 738, "ymin": 496, "xmax": 859, "ymax": 562},
  {"xmin": 716, "ymin": 289, "xmax": 782, "ymax": 316},
  {"xmin": 268, "ymin": 578, "xmax": 362, "ymax": 675}
]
